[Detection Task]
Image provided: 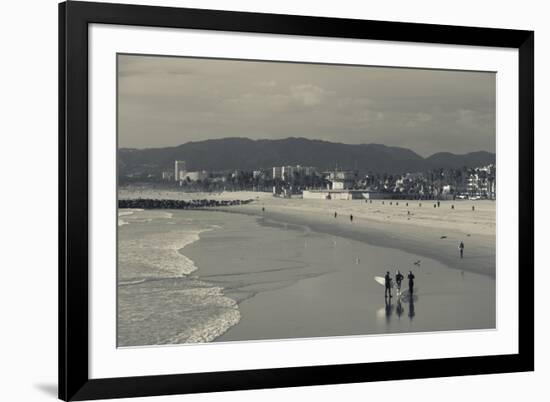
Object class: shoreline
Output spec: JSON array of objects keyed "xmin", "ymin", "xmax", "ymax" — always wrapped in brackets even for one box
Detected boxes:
[{"xmin": 210, "ymin": 202, "xmax": 495, "ymax": 278}]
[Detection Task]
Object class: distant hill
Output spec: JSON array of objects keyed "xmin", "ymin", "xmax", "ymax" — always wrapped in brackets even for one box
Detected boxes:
[
  {"xmin": 425, "ymin": 151, "xmax": 496, "ymax": 170},
  {"xmin": 118, "ymin": 137, "xmax": 495, "ymax": 177}
]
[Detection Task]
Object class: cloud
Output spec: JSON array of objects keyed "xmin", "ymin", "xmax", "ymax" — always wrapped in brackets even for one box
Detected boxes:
[
  {"xmin": 289, "ymin": 84, "xmax": 329, "ymax": 106},
  {"xmin": 405, "ymin": 112, "xmax": 433, "ymax": 128}
]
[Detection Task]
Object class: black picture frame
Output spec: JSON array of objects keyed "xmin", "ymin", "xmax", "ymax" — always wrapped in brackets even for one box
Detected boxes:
[{"xmin": 59, "ymin": 1, "xmax": 534, "ymax": 400}]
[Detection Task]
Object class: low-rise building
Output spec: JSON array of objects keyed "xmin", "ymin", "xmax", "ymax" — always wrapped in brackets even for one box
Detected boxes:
[
  {"xmin": 180, "ymin": 170, "xmax": 208, "ymax": 182},
  {"xmin": 162, "ymin": 171, "xmax": 174, "ymax": 181},
  {"xmin": 302, "ymin": 189, "xmax": 392, "ymax": 200}
]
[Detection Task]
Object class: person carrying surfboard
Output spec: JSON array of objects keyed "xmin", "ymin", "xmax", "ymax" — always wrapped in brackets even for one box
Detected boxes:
[
  {"xmin": 407, "ymin": 271, "xmax": 415, "ymax": 295},
  {"xmin": 384, "ymin": 271, "xmax": 392, "ymax": 298},
  {"xmin": 395, "ymin": 270, "xmax": 404, "ymax": 294}
]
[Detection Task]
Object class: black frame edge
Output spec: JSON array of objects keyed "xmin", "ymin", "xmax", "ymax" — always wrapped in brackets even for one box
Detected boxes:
[
  {"xmin": 58, "ymin": 2, "xmax": 67, "ymax": 400},
  {"xmin": 70, "ymin": 354, "xmax": 530, "ymax": 401},
  {"xmin": 59, "ymin": 1, "xmax": 535, "ymax": 400},
  {"xmin": 518, "ymin": 31, "xmax": 535, "ymax": 371},
  {"xmin": 60, "ymin": 1, "xmax": 91, "ymax": 400},
  {"xmin": 68, "ymin": 0, "xmax": 532, "ymax": 48}
]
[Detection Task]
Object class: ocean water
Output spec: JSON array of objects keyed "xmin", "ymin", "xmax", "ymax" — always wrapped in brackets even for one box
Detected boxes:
[
  {"xmin": 118, "ymin": 208, "xmax": 495, "ymax": 347},
  {"xmin": 117, "ymin": 209, "xmax": 240, "ymax": 347}
]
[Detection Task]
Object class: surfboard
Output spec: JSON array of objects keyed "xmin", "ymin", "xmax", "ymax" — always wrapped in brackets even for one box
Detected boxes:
[
  {"xmin": 374, "ymin": 276, "xmax": 388, "ymax": 287},
  {"xmin": 374, "ymin": 276, "xmax": 400, "ymax": 289}
]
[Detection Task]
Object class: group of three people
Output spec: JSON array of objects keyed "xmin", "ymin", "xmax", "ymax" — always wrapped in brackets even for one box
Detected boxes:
[{"xmin": 384, "ymin": 269, "xmax": 414, "ymax": 298}]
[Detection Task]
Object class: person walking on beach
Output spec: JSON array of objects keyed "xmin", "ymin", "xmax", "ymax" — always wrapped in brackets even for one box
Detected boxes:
[
  {"xmin": 459, "ymin": 241, "xmax": 465, "ymax": 258},
  {"xmin": 334, "ymin": 211, "xmax": 337, "ymax": 218},
  {"xmin": 395, "ymin": 270, "xmax": 404, "ymax": 294},
  {"xmin": 407, "ymin": 270, "xmax": 415, "ymax": 295},
  {"xmin": 384, "ymin": 271, "xmax": 393, "ymax": 298},
  {"xmin": 350, "ymin": 214, "xmax": 354, "ymax": 222}
]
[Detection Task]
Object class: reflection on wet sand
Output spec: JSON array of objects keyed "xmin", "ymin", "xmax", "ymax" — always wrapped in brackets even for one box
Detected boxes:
[
  {"xmin": 378, "ymin": 294, "xmax": 417, "ymax": 323},
  {"xmin": 396, "ymin": 300, "xmax": 404, "ymax": 319},
  {"xmin": 408, "ymin": 295, "xmax": 416, "ymax": 321}
]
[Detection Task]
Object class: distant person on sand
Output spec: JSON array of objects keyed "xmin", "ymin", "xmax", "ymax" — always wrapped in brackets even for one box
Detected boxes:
[
  {"xmin": 459, "ymin": 241, "xmax": 465, "ymax": 258},
  {"xmin": 350, "ymin": 214, "xmax": 353, "ymax": 222},
  {"xmin": 334, "ymin": 211, "xmax": 337, "ymax": 218},
  {"xmin": 395, "ymin": 270, "xmax": 404, "ymax": 293},
  {"xmin": 385, "ymin": 271, "xmax": 393, "ymax": 298},
  {"xmin": 407, "ymin": 270, "xmax": 415, "ymax": 294}
]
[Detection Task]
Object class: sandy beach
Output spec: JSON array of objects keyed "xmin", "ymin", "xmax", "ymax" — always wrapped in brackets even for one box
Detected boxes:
[
  {"xmin": 118, "ymin": 188, "xmax": 496, "ymax": 345},
  {"xmin": 213, "ymin": 193, "xmax": 496, "ymax": 278}
]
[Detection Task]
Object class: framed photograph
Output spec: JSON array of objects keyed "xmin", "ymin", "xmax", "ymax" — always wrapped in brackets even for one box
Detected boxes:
[{"xmin": 59, "ymin": 1, "xmax": 534, "ymax": 400}]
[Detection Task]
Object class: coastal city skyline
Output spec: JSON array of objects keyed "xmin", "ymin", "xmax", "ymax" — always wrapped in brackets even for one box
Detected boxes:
[
  {"xmin": 119, "ymin": 136, "xmax": 496, "ymax": 201},
  {"xmin": 118, "ymin": 54, "xmax": 496, "ymax": 157}
]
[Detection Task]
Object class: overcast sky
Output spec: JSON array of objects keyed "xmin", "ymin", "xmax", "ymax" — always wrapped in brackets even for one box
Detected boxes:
[{"xmin": 118, "ymin": 54, "xmax": 495, "ymax": 157}]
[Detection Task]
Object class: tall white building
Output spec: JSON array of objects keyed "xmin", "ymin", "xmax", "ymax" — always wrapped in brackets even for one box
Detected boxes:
[
  {"xmin": 273, "ymin": 166, "xmax": 283, "ymax": 180},
  {"xmin": 174, "ymin": 160, "xmax": 187, "ymax": 181}
]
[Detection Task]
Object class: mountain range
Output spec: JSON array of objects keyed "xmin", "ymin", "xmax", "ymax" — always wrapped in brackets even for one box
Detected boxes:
[{"xmin": 118, "ymin": 137, "xmax": 495, "ymax": 176}]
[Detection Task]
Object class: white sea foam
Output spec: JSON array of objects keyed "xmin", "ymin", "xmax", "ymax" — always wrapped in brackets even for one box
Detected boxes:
[
  {"xmin": 119, "ymin": 278, "xmax": 148, "ymax": 286},
  {"xmin": 165, "ymin": 287, "xmax": 241, "ymax": 344},
  {"xmin": 118, "ymin": 279, "xmax": 241, "ymax": 347},
  {"xmin": 118, "ymin": 229, "xmax": 209, "ymax": 279},
  {"xmin": 118, "ymin": 209, "xmax": 148, "ymax": 225},
  {"xmin": 118, "ymin": 208, "xmax": 144, "ymax": 217}
]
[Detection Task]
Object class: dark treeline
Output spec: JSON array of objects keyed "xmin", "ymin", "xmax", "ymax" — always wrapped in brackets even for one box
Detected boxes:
[{"xmin": 118, "ymin": 198, "xmax": 254, "ymax": 209}]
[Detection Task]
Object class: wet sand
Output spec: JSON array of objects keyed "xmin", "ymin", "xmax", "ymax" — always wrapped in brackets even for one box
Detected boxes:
[
  {"xmin": 182, "ymin": 208, "xmax": 495, "ymax": 342},
  {"xmin": 215, "ymin": 197, "xmax": 495, "ymax": 278}
]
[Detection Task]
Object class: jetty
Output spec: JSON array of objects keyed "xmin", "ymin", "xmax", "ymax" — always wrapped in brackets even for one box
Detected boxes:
[{"xmin": 118, "ymin": 198, "xmax": 254, "ymax": 210}]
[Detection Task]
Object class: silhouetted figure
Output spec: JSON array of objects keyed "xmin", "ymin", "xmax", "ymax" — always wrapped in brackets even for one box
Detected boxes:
[
  {"xmin": 406, "ymin": 202, "xmax": 408, "ymax": 207},
  {"xmin": 407, "ymin": 271, "xmax": 415, "ymax": 294},
  {"xmin": 451, "ymin": 205, "xmax": 454, "ymax": 209},
  {"xmin": 472, "ymin": 205, "xmax": 475, "ymax": 211},
  {"xmin": 262, "ymin": 207, "xmax": 265, "ymax": 212},
  {"xmin": 384, "ymin": 271, "xmax": 392, "ymax": 298},
  {"xmin": 437, "ymin": 201, "xmax": 440, "ymax": 207},
  {"xmin": 459, "ymin": 241, "xmax": 464, "ymax": 258},
  {"xmin": 334, "ymin": 211, "xmax": 337, "ymax": 218},
  {"xmin": 350, "ymin": 214, "xmax": 353, "ymax": 222},
  {"xmin": 395, "ymin": 270, "xmax": 404, "ymax": 293},
  {"xmin": 396, "ymin": 202, "xmax": 399, "ymax": 206}
]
